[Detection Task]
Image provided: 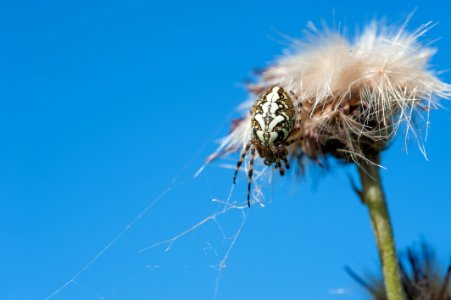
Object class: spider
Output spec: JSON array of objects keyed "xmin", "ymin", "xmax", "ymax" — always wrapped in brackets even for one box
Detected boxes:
[{"xmin": 233, "ymin": 86, "xmax": 301, "ymax": 207}]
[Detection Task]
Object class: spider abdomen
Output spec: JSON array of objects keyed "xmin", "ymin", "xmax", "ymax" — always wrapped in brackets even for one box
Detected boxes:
[
  {"xmin": 251, "ymin": 86, "xmax": 295, "ymax": 147},
  {"xmin": 233, "ymin": 86, "xmax": 298, "ymax": 206}
]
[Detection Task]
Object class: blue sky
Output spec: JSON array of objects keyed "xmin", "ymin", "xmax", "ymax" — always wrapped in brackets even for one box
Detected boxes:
[{"xmin": 1, "ymin": 0, "xmax": 450, "ymax": 299}]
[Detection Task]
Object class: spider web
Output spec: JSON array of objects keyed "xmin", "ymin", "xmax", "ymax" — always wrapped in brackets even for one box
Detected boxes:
[{"xmin": 45, "ymin": 115, "xmax": 266, "ymax": 300}]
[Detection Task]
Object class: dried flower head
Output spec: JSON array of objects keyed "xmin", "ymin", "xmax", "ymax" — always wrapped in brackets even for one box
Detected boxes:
[
  {"xmin": 346, "ymin": 241, "xmax": 451, "ymax": 300},
  {"xmin": 211, "ymin": 20, "xmax": 451, "ymax": 171}
]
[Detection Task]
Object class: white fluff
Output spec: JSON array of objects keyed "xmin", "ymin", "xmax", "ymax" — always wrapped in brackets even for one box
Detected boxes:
[{"xmin": 212, "ymin": 20, "xmax": 451, "ymax": 163}]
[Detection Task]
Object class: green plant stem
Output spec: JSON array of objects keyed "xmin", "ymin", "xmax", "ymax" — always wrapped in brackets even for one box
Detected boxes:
[{"xmin": 357, "ymin": 153, "xmax": 405, "ymax": 300}]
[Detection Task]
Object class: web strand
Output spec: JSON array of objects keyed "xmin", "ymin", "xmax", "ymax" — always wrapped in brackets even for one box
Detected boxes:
[{"xmin": 46, "ymin": 110, "xmax": 236, "ymax": 299}]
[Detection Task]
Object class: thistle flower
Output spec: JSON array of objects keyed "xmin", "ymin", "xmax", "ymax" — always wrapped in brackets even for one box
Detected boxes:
[
  {"xmin": 212, "ymin": 20, "xmax": 451, "ymax": 165},
  {"xmin": 346, "ymin": 241, "xmax": 451, "ymax": 300},
  {"xmin": 210, "ymin": 18, "xmax": 451, "ymax": 300}
]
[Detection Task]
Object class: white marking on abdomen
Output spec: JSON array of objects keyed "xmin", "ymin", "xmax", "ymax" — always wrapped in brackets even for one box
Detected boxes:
[
  {"xmin": 269, "ymin": 103, "xmax": 279, "ymax": 115},
  {"xmin": 268, "ymin": 115, "xmax": 285, "ymax": 132},
  {"xmin": 268, "ymin": 132, "xmax": 278, "ymax": 146},
  {"xmin": 261, "ymin": 102, "xmax": 271, "ymax": 115},
  {"xmin": 267, "ymin": 87, "xmax": 280, "ymax": 102},
  {"xmin": 254, "ymin": 114, "xmax": 265, "ymax": 130}
]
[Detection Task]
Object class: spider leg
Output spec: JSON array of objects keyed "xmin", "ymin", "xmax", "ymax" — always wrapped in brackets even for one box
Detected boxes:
[
  {"xmin": 277, "ymin": 144, "xmax": 290, "ymax": 170},
  {"xmin": 284, "ymin": 135, "xmax": 303, "ymax": 147},
  {"xmin": 282, "ymin": 156, "xmax": 290, "ymax": 170},
  {"xmin": 289, "ymin": 127, "xmax": 301, "ymax": 136},
  {"xmin": 296, "ymin": 151, "xmax": 305, "ymax": 175},
  {"xmin": 284, "ymin": 99, "xmax": 303, "ymax": 146},
  {"xmin": 275, "ymin": 157, "xmax": 285, "ymax": 176},
  {"xmin": 233, "ymin": 143, "xmax": 251, "ymax": 184},
  {"xmin": 295, "ymin": 98, "xmax": 303, "ymax": 127},
  {"xmin": 247, "ymin": 147, "xmax": 256, "ymax": 207},
  {"xmin": 271, "ymin": 145, "xmax": 285, "ymax": 176}
]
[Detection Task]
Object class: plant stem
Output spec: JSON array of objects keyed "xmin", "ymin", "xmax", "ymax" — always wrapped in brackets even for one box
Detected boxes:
[{"xmin": 357, "ymin": 153, "xmax": 405, "ymax": 300}]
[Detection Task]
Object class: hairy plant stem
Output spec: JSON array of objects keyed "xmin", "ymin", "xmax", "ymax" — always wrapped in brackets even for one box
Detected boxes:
[{"xmin": 357, "ymin": 153, "xmax": 405, "ymax": 300}]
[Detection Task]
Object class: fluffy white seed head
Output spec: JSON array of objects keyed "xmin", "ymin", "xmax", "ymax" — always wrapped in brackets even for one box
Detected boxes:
[{"xmin": 211, "ymin": 20, "xmax": 451, "ymax": 167}]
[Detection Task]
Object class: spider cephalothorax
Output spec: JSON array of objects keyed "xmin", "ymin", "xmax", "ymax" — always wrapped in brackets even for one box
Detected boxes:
[{"xmin": 233, "ymin": 86, "xmax": 300, "ymax": 206}]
